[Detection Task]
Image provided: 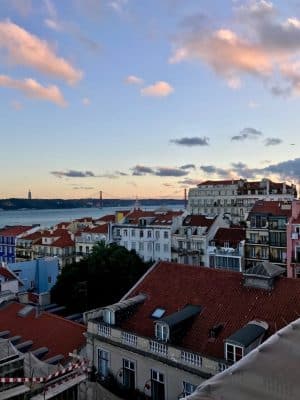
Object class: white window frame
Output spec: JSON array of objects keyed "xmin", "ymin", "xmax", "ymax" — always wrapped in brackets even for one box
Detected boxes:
[
  {"xmin": 155, "ymin": 323, "xmax": 169, "ymax": 342},
  {"xmin": 122, "ymin": 358, "xmax": 136, "ymax": 390},
  {"xmin": 225, "ymin": 343, "xmax": 244, "ymax": 363},
  {"xmin": 182, "ymin": 381, "xmax": 197, "ymax": 396},
  {"xmin": 98, "ymin": 348, "xmax": 110, "ymax": 378}
]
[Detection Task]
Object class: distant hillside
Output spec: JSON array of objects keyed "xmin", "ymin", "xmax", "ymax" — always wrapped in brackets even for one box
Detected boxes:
[{"xmin": 0, "ymin": 198, "xmax": 185, "ymax": 210}]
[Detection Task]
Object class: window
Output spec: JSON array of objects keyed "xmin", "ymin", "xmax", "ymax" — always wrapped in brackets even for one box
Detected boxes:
[
  {"xmin": 151, "ymin": 369, "xmax": 165, "ymax": 400},
  {"xmin": 155, "ymin": 323, "xmax": 169, "ymax": 341},
  {"xmin": 152, "ymin": 308, "xmax": 165, "ymax": 319},
  {"xmin": 140, "ymin": 230, "xmax": 144, "ymax": 238},
  {"xmin": 86, "ymin": 246, "xmax": 90, "ymax": 254},
  {"xmin": 123, "ymin": 241, "xmax": 128, "ymax": 249},
  {"xmin": 139, "ymin": 242, "xmax": 144, "ymax": 251},
  {"xmin": 155, "ymin": 243, "xmax": 160, "ymax": 252},
  {"xmin": 163, "ymin": 231, "xmax": 169, "ymax": 239},
  {"xmin": 116, "ymin": 229, "xmax": 121, "ymax": 236},
  {"xmin": 226, "ymin": 343, "xmax": 244, "ymax": 363},
  {"xmin": 163, "ymin": 244, "xmax": 169, "ymax": 253},
  {"xmin": 131, "ymin": 242, "xmax": 136, "ymax": 250},
  {"xmin": 147, "ymin": 230, "xmax": 152, "ymax": 238},
  {"xmin": 103, "ymin": 310, "xmax": 114, "ymax": 324},
  {"xmin": 155, "ymin": 231, "xmax": 160, "ymax": 239},
  {"xmin": 147, "ymin": 242, "xmax": 152, "ymax": 252},
  {"xmin": 123, "ymin": 229, "xmax": 128, "ymax": 237},
  {"xmin": 98, "ymin": 349, "xmax": 109, "ymax": 378},
  {"xmin": 131, "ymin": 229, "xmax": 135, "ymax": 237},
  {"xmin": 182, "ymin": 382, "xmax": 197, "ymax": 397},
  {"xmin": 123, "ymin": 359, "xmax": 135, "ymax": 390}
]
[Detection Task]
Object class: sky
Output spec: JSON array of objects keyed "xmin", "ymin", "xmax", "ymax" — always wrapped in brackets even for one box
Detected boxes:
[{"xmin": 0, "ymin": 0, "xmax": 299, "ymax": 199}]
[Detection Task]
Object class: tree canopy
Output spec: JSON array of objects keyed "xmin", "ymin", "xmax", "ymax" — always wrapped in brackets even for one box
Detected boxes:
[{"xmin": 51, "ymin": 242, "xmax": 151, "ymax": 313}]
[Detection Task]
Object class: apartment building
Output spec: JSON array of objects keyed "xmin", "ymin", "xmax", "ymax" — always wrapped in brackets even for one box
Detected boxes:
[
  {"xmin": 188, "ymin": 179, "xmax": 296, "ymax": 222},
  {"xmin": 171, "ymin": 214, "xmax": 226, "ymax": 266},
  {"xmin": 75, "ymin": 223, "xmax": 109, "ymax": 262},
  {"xmin": 85, "ymin": 260, "xmax": 300, "ymax": 400},
  {"xmin": 245, "ymin": 201, "xmax": 292, "ymax": 270},
  {"xmin": 287, "ymin": 200, "xmax": 300, "ymax": 278},
  {"xmin": 111, "ymin": 209, "xmax": 185, "ymax": 262},
  {"xmin": 0, "ymin": 226, "xmax": 38, "ymax": 263},
  {"xmin": 208, "ymin": 227, "xmax": 246, "ymax": 272}
]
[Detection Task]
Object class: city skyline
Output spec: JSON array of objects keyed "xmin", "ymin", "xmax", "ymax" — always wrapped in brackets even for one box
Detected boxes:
[{"xmin": 0, "ymin": 0, "xmax": 299, "ymax": 199}]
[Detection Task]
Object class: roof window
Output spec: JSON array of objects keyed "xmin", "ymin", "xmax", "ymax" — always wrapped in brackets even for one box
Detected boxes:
[{"xmin": 152, "ymin": 308, "xmax": 166, "ymax": 319}]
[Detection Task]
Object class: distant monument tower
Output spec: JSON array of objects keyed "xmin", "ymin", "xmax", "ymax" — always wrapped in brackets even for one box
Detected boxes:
[{"xmin": 28, "ymin": 189, "xmax": 32, "ymax": 200}]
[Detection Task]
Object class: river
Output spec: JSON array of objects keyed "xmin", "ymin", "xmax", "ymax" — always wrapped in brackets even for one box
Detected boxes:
[{"xmin": 0, "ymin": 205, "xmax": 184, "ymax": 228}]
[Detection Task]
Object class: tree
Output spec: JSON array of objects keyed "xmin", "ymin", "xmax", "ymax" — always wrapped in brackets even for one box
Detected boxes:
[{"xmin": 51, "ymin": 243, "xmax": 151, "ymax": 313}]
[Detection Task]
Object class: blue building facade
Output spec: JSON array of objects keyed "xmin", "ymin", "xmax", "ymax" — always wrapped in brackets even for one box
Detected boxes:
[
  {"xmin": 0, "ymin": 226, "xmax": 34, "ymax": 263},
  {"xmin": 8, "ymin": 258, "xmax": 59, "ymax": 294}
]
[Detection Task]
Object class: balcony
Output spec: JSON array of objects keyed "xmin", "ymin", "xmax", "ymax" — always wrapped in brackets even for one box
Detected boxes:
[
  {"xmin": 246, "ymin": 239, "xmax": 269, "ymax": 245},
  {"xmin": 88, "ymin": 320, "xmax": 228, "ymax": 377},
  {"xmin": 149, "ymin": 340, "xmax": 168, "ymax": 356}
]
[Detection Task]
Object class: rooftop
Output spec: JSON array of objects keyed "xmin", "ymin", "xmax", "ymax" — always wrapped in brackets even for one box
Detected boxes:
[
  {"xmin": 249, "ymin": 200, "xmax": 292, "ymax": 217},
  {"xmin": 0, "ymin": 302, "xmax": 85, "ymax": 363},
  {"xmin": 183, "ymin": 215, "xmax": 216, "ymax": 228},
  {"xmin": 0, "ymin": 226, "xmax": 33, "ymax": 237},
  {"xmin": 213, "ymin": 227, "xmax": 245, "ymax": 247},
  {"xmin": 119, "ymin": 261, "xmax": 300, "ymax": 359}
]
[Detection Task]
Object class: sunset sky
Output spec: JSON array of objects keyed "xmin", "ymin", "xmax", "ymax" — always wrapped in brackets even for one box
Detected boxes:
[{"xmin": 0, "ymin": 0, "xmax": 299, "ymax": 199}]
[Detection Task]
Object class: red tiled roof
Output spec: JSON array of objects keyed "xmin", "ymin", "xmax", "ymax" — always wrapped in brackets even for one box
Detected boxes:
[
  {"xmin": 0, "ymin": 302, "xmax": 85, "ymax": 363},
  {"xmin": 249, "ymin": 200, "xmax": 292, "ymax": 217},
  {"xmin": 97, "ymin": 214, "xmax": 115, "ymax": 223},
  {"xmin": 55, "ymin": 222, "xmax": 71, "ymax": 229},
  {"xmin": 82, "ymin": 224, "xmax": 109, "ymax": 234},
  {"xmin": 76, "ymin": 217, "xmax": 93, "ymax": 222},
  {"xmin": 0, "ymin": 226, "xmax": 33, "ymax": 237},
  {"xmin": 0, "ymin": 267, "xmax": 16, "ymax": 281},
  {"xmin": 183, "ymin": 215, "xmax": 216, "ymax": 228},
  {"xmin": 150, "ymin": 211, "xmax": 184, "ymax": 226},
  {"xmin": 198, "ymin": 180, "xmax": 240, "ymax": 186},
  {"xmin": 22, "ymin": 231, "xmax": 43, "ymax": 241},
  {"xmin": 121, "ymin": 261, "xmax": 300, "ymax": 360},
  {"xmin": 213, "ymin": 227, "xmax": 246, "ymax": 247},
  {"xmin": 52, "ymin": 234, "xmax": 74, "ymax": 248}
]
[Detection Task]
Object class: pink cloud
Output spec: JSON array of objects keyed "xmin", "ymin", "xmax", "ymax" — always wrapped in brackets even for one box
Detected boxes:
[
  {"xmin": 0, "ymin": 75, "xmax": 67, "ymax": 106},
  {"xmin": 0, "ymin": 20, "xmax": 82, "ymax": 85},
  {"xmin": 125, "ymin": 75, "xmax": 144, "ymax": 85},
  {"xmin": 141, "ymin": 81, "xmax": 174, "ymax": 97}
]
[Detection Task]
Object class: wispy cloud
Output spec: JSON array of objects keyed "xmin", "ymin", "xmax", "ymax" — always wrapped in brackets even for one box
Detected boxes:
[
  {"xmin": 155, "ymin": 167, "xmax": 188, "ymax": 177},
  {"xmin": 82, "ymin": 97, "xmax": 91, "ymax": 106},
  {"xmin": 170, "ymin": 136, "xmax": 209, "ymax": 146},
  {"xmin": 10, "ymin": 100, "xmax": 23, "ymax": 110},
  {"xmin": 264, "ymin": 137, "xmax": 283, "ymax": 146},
  {"xmin": 178, "ymin": 178, "xmax": 201, "ymax": 185},
  {"xmin": 200, "ymin": 165, "xmax": 230, "ymax": 178},
  {"xmin": 141, "ymin": 81, "xmax": 174, "ymax": 97},
  {"xmin": 0, "ymin": 20, "xmax": 82, "ymax": 84},
  {"xmin": 180, "ymin": 164, "xmax": 196, "ymax": 170},
  {"xmin": 131, "ymin": 165, "xmax": 189, "ymax": 177},
  {"xmin": 231, "ymin": 127, "xmax": 262, "ymax": 141},
  {"xmin": 0, "ymin": 75, "xmax": 67, "ymax": 106},
  {"xmin": 131, "ymin": 165, "xmax": 155, "ymax": 176},
  {"xmin": 125, "ymin": 75, "xmax": 144, "ymax": 85},
  {"xmin": 51, "ymin": 170, "xmax": 95, "ymax": 178}
]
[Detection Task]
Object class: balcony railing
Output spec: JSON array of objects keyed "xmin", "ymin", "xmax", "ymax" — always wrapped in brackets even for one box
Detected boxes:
[
  {"xmin": 89, "ymin": 321, "xmax": 227, "ymax": 376},
  {"xmin": 149, "ymin": 340, "xmax": 168, "ymax": 356},
  {"xmin": 181, "ymin": 351, "xmax": 202, "ymax": 367},
  {"xmin": 121, "ymin": 331, "xmax": 137, "ymax": 347},
  {"xmin": 98, "ymin": 323, "xmax": 111, "ymax": 337}
]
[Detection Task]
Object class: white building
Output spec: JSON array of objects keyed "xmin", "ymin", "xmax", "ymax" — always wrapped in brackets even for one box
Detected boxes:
[
  {"xmin": 75, "ymin": 224, "xmax": 109, "ymax": 262},
  {"xmin": 172, "ymin": 214, "xmax": 228, "ymax": 266},
  {"xmin": 111, "ymin": 208, "xmax": 185, "ymax": 262},
  {"xmin": 188, "ymin": 179, "xmax": 297, "ymax": 222}
]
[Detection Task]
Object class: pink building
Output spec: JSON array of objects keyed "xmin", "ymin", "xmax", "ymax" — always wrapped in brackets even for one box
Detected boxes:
[{"xmin": 287, "ymin": 200, "xmax": 300, "ymax": 278}]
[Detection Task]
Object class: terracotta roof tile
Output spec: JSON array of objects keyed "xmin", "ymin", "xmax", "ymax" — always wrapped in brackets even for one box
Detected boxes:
[
  {"xmin": 120, "ymin": 261, "xmax": 300, "ymax": 360},
  {"xmin": 213, "ymin": 228, "xmax": 246, "ymax": 247},
  {"xmin": 0, "ymin": 267, "xmax": 16, "ymax": 281},
  {"xmin": 0, "ymin": 226, "xmax": 33, "ymax": 237},
  {"xmin": 249, "ymin": 200, "xmax": 292, "ymax": 217},
  {"xmin": 183, "ymin": 215, "xmax": 216, "ymax": 228},
  {"xmin": 0, "ymin": 302, "xmax": 85, "ymax": 363},
  {"xmin": 97, "ymin": 214, "xmax": 115, "ymax": 223}
]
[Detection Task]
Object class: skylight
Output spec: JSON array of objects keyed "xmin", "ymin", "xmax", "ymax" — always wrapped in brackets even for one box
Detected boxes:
[{"xmin": 152, "ymin": 308, "xmax": 166, "ymax": 319}]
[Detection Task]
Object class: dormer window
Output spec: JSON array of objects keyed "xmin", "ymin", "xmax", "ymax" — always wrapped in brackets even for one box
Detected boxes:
[
  {"xmin": 103, "ymin": 309, "xmax": 114, "ymax": 325},
  {"xmin": 226, "ymin": 343, "xmax": 244, "ymax": 363},
  {"xmin": 155, "ymin": 323, "xmax": 169, "ymax": 342},
  {"xmin": 152, "ymin": 308, "xmax": 166, "ymax": 319}
]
